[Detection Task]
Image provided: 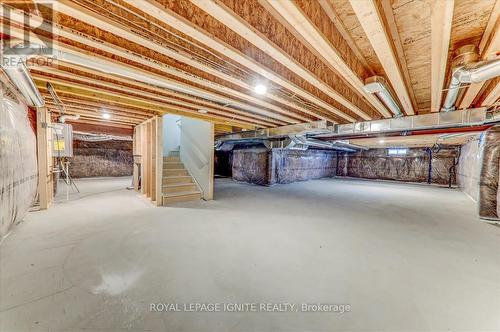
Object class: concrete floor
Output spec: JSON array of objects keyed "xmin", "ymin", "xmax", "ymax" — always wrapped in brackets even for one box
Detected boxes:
[{"xmin": 1, "ymin": 176, "xmax": 499, "ymax": 331}]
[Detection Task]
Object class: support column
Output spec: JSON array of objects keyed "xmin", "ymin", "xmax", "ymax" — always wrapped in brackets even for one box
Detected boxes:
[{"xmin": 36, "ymin": 106, "xmax": 52, "ymax": 209}]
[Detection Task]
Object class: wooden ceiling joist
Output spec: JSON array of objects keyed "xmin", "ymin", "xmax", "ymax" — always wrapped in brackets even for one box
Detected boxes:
[
  {"xmin": 3, "ymin": 9, "xmax": 302, "ymax": 125},
  {"xmin": 34, "ymin": 79, "xmax": 257, "ymax": 129},
  {"xmin": 261, "ymin": 0, "xmax": 393, "ymax": 118},
  {"xmin": 459, "ymin": 1, "xmax": 500, "ymax": 109},
  {"xmin": 124, "ymin": 0, "xmax": 358, "ymax": 123},
  {"xmin": 481, "ymin": 78, "xmax": 500, "ymax": 106},
  {"xmin": 44, "ymin": 61, "xmax": 283, "ymax": 127},
  {"xmin": 191, "ymin": 0, "xmax": 375, "ymax": 121},
  {"xmin": 50, "ymin": 0, "xmax": 316, "ymax": 124},
  {"xmin": 348, "ymin": 0, "xmax": 414, "ymax": 115},
  {"xmin": 32, "ymin": 66, "xmax": 279, "ymax": 127},
  {"xmin": 48, "ymin": 107, "xmax": 143, "ymax": 125},
  {"xmin": 61, "ymin": 0, "xmax": 335, "ymax": 124},
  {"xmin": 317, "ymin": 0, "xmax": 374, "ymax": 77},
  {"xmin": 44, "ymin": 100, "xmax": 149, "ymax": 122},
  {"xmin": 430, "ymin": 0, "xmax": 455, "ymax": 112}
]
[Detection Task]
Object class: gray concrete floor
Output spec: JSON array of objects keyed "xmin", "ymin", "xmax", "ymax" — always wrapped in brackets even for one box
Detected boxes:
[{"xmin": 1, "ymin": 176, "xmax": 499, "ymax": 332}]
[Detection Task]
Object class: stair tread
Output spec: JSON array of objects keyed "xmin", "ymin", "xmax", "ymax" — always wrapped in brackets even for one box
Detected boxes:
[
  {"xmin": 163, "ymin": 183, "xmax": 196, "ymax": 188},
  {"xmin": 164, "ymin": 175, "xmax": 192, "ymax": 179},
  {"xmin": 163, "ymin": 190, "xmax": 200, "ymax": 198}
]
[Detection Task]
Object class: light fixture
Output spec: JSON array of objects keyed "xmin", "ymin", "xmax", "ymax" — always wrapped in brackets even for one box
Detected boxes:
[
  {"xmin": 198, "ymin": 109, "xmax": 208, "ymax": 114},
  {"xmin": 379, "ymin": 139, "xmax": 385, "ymax": 144},
  {"xmin": 102, "ymin": 113, "xmax": 111, "ymax": 119},
  {"xmin": 254, "ymin": 83, "xmax": 267, "ymax": 95}
]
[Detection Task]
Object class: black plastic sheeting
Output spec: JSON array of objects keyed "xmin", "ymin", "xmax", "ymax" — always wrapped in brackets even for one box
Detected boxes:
[
  {"xmin": 229, "ymin": 146, "xmax": 458, "ymax": 186},
  {"xmin": 339, "ymin": 148, "xmax": 458, "ymax": 185},
  {"xmin": 479, "ymin": 126, "xmax": 500, "ymax": 220},
  {"xmin": 0, "ymin": 89, "xmax": 37, "ymax": 239},
  {"xmin": 232, "ymin": 148, "xmax": 337, "ymax": 185}
]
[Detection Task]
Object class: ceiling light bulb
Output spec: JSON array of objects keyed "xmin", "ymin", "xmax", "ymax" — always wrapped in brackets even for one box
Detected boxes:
[
  {"xmin": 102, "ymin": 113, "xmax": 111, "ymax": 119},
  {"xmin": 254, "ymin": 83, "xmax": 267, "ymax": 95},
  {"xmin": 198, "ymin": 109, "xmax": 208, "ymax": 114},
  {"xmin": 379, "ymin": 139, "xmax": 385, "ymax": 144}
]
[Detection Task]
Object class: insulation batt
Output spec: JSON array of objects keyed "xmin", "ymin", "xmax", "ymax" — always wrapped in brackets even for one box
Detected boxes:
[
  {"xmin": 69, "ymin": 140, "xmax": 133, "ymax": 178},
  {"xmin": 0, "ymin": 90, "xmax": 37, "ymax": 239},
  {"xmin": 478, "ymin": 126, "xmax": 500, "ymax": 220}
]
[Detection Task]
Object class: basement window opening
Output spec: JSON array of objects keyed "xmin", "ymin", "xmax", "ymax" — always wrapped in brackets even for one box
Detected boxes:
[{"xmin": 388, "ymin": 148, "xmax": 408, "ymax": 155}]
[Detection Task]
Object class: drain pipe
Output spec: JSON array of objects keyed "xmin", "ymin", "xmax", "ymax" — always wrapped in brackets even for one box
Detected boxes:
[
  {"xmin": 442, "ymin": 45, "xmax": 500, "ymax": 111},
  {"xmin": 363, "ymin": 76, "xmax": 403, "ymax": 117}
]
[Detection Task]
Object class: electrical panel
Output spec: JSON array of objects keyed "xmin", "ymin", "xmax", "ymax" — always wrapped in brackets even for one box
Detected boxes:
[{"xmin": 51, "ymin": 123, "xmax": 73, "ymax": 157}]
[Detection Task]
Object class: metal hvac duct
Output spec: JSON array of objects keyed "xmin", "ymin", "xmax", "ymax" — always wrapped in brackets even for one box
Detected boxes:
[
  {"xmin": 363, "ymin": 76, "xmax": 403, "ymax": 117},
  {"xmin": 1, "ymin": 61, "xmax": 44, "ymax": 107},
  {"xmin": 442, "ymin": 45, "xmax": 500, "ymax": 111}
]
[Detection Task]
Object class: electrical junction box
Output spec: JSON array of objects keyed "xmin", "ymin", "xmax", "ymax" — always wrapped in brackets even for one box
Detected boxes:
[{"xmin": 51, "ymin": 123, "xmax": 73, "ymax": 157}]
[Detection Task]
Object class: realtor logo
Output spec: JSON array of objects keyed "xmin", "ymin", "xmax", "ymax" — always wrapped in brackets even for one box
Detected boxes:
[{"xmin": 1, "ymin": 1, "xmax": 56, "ymax": 67}]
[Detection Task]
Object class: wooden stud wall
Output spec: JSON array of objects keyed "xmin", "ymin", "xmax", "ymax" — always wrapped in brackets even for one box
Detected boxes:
[{"xmin": 133, "ymin": 116, "xmax": 163, "ymax": 205}]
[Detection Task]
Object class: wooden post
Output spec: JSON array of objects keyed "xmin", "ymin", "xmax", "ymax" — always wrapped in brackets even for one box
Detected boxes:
[
  {"xmin": 207, "ymin": 122, "xmax": 215, "ymax": 200},
  {"xmin": 36, "ymin": 106, "xmax": 52, "ymax": 209},
  {"xmin": 151, "ymin": 117, "xmax": 157, "ymax": 202},
  {"xmin": 155, "ymin": 116, "xmax": 163, "ymax": 206}
]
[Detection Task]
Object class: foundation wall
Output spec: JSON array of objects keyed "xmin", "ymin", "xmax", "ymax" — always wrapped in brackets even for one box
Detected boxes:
[
  {"xmin": 68, "ymin": 140, "xmax": 133, "ymax": 178},
  {"xmin": 269, "ymin": 149, "xmax": 337, "ymax": 184},
  {"xmin": 339, "ymin": 148, "xmax": 458, "ymax": 185},
  {"xmin": 457, "ymin": 138, "xmax": 481, "ymax": 201},
  {"xmin": 230, "ymin": 147, "xmax": 457, "ymax": 186}
]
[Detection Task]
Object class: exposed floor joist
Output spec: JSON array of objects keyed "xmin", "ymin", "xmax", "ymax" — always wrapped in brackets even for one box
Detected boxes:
[
  {"xmin": 459, "ymin": 0, "xmax": 500, "ymax": 109},
  {"xmin": 430, "ymin": 0, "xmax": 455, "ymax": 112},
  {"xmin": 51, "ymin": 0, "xmax": 318, "ymax": 124},
  {"xmin": 262, "ymin": 0, "xmax": 392, "ymax": 118},
  {"xmin": 123, "ymin": 0, "xmax": 358, "ymax": 123},
  {"xmin": 189, "ymin": 0, "xmax": 374, "ymax": 121}
]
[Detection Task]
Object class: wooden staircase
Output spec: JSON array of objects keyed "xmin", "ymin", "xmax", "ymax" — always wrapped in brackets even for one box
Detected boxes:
[{"xmin": 162, "ymin": 154, "xmax": 202, "ymax": 205}]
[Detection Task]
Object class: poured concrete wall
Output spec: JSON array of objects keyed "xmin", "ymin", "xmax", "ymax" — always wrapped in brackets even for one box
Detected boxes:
[
  {"xmin": 457, "ymin": 138, "xmax": 481, "ymax": 201},
  {"xmin": 69, "ymin": 140, "xmax": 133, "ymax": 178},
  {"xmin": 232, "ymin": 148, "xmax": 337, "ymax": 185},
  {"xmin": 339, "ymin": 148, "xmax": 458, "ymax": 185},
  {"xmin": 230, "ymin": 147, "xmax": 457, "ymax": 186},
  {"xmin": 270, "ymin": 149, "xmax": 337, "ymax": 184},
  {"xmin": 232, "ymin": 148, "xmax": 270, "ymax": 185}
]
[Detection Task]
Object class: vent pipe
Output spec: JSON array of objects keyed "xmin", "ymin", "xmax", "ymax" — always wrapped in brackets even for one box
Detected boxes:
[
  {"xmin": 442, "ymin": 45, "xmax": 500, "ymax": 111},
  {"xmin": 363, "ymin": 76, "xmax": 403, "ymax": 117},
  {"xmin": 1, "ymin": 61, "xmax": 44, "ymax": 107}
]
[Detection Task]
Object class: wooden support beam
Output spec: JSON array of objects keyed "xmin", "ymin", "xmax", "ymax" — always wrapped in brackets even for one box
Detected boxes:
[
  {"xmin": 36, "ymin": 106, "xmax": 52, "ymax": 209},
  {"xmin": 481, "ymin": 80, "xmax": 500, "ymax": 107},
  {"xmin": 349, "ymin": 0, "xmax": 414, "ymax": 115},
  {"xmin": 207, "ymin": 122, "xmax": 215, "ymax": 201},
  {"xmin": 430, "ymin": 0, "xmax": 454, "ymax": 112},
  {"xmin": 68, "ymin": 120, "xmax": 134, "ymax": 135},
  {"xmin": 379, "ymin": 0, "xmax": 420, "ymax": 113},
  {"xmin": 262, "ymin": 0, "xmax": 392, "ymax": 118},
  {"xmin": 155, "ymin": 116, "xmax": 163, "ymax": 206},
  {"xmin": 125, "ymin": 0, "xmax": 356, "ymax": 122},
  {"xmin": 317, "ymin": 0, "xmax": 374, "ymax": 76},
  {"xmin": 459, "ymin": 1, "xmax": 500, "ymax": 108},
  {"xmin": 192, "ymin": 0, "xmax": 372, "ymax": 120},
  {"xmin": 44, "ymin": 100, "xmax": 149, "ymax": 121}
]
